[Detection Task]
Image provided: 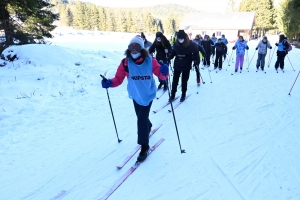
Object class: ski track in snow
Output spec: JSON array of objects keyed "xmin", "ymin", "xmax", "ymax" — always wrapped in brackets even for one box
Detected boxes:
[{"xmin": 1, "ymin": 34, "xmax": 300, "ymax": 200}]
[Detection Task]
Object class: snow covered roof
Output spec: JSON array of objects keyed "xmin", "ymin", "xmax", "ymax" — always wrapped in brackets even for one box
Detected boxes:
[{"xmin": 181, "ymin": 12, "xmax": 255, "ymax": 30}]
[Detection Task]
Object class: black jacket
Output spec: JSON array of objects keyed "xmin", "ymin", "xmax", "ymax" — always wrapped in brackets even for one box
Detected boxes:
[
  {"xmin": 149, "ymin": 40, "xmax": 172, "ymax": 63},
  {"xmin": 215, "ymin": 42, "xmax": 226, "ymax": 53},
  {"xmin": 202, "ymin": 39, "xmax": 214, "ymax": 54},
  {"xmin": 169, "ymin": 41, "xmax": 200, "ymax": 71}
]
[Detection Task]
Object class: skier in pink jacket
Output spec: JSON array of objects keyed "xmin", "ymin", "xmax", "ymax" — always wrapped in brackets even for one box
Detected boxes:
[{"xmin": 101, "ymin": 35, "xmax": 168, "ymax": 162}]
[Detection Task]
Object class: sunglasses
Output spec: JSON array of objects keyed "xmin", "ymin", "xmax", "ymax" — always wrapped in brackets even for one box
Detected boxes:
[{"xmin": 128, "ymin": 43, "xmax": 142, "ymax": 53}]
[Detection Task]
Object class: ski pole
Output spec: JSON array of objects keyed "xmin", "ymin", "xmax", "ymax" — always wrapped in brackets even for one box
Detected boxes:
[
  {"xmin": 226, "ymin": 50, "xmax": 234, "ymax": 71},
  {"xmin": 288, "ymin": 71, "xmax": 300, "ymax": 95},
  {"xmin": 247, "ymin": 50, "xmax": 257, "ymax": 72},
  {"xmin": 165, "ymin": 75, "xmax": 186, "ymax": 154},
  {"xmin": 100, "ymin": 74, "xmax": 122, "ymax": 143},
  {"xmin": 197, "ymin": 65, "xmax": 205, "ymax": 84},
  {"xmin": 268, "ymin": 46, "xmax": 276, "ymax": 68},
  {"xmin": 168, "ymin": 59, "xmax": 175, "ymax": 88},
  {"xmin": 204, "ymin": 57, "xmax": 212, "ymax": 83},
  {"xmin": 286, "ymin": 54, "xmax": 295, "ymax": 71}
]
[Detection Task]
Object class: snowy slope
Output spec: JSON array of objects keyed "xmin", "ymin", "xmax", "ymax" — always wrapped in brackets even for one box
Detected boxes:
[{"xmin": 0, "ymin": 32, "xmax": 300, "ymax": 200}]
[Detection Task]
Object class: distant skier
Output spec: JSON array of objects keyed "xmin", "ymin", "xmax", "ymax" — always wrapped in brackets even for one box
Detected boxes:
[
  {"xmin": 141, "ymin": 32, "xmax": 152, "ymax": 50},
  {"xmin": 168, "ymin": 30, "xmax": 200, "ymax": 102},
  {"xmin": 221, "ymin": 34, "xmax": 228, "ymax": 59},
  {"xmin": 255, "ymin": 36, "xmax": 272, "ymax": 71},
  {"xmin": 101, "ymin": 35, "xmax": 169, "ymax": 162},
  {"xmin": 232, "ymin": 36, "xmax": 249, "ymax": 72},
  {"xmin": 149, "ymin": 32, "xmax": 172, "ymax": 90},
  {"xmin": 192, "ymin": 34, "xmax": 206, "ymax": 84},
  {"xmin": 214, "ymin": 38, "xmax": 226, "ymax": 70},
  {"xmin": 202, "ymin": 35, "xmax": 214, "ymax": 67},
  {"xmin": 211, "ymin": 33, "xmax": 217, "ymax": 58},
  {"xmin": 274, "ymin": 34, "xmax": 290, "ymax": 71}
]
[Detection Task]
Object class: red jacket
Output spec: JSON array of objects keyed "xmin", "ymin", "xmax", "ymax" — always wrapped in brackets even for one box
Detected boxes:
[{"xmin": 111, "ymin": 57, "xmax": 167, "ymax": 87}]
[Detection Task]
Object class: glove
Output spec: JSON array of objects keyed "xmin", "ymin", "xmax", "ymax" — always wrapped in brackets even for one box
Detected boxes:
[
  {"xmin": 255, "ymin": 47, "xmax": 258, "ymax": 50},
  {"xmin": 270, "ymin": 46, "xmax": 272, "ymax": 49},
  {"xmin": 275, "ymin": 43, "xmax": 278, "ymax": 46},
  {"xmin": 160, "ymin": 64, "xmax": 169, "ymax": 76},
  {"xmin": 232, "ymin": 47, "xmax": 236, "ymax": 50},
  {"xmin": 101, "ymin": 79, "xmax": 113, "ymax": 88},
  {"xmin": 246, "ymin": 46, "xmax": 249, "ymax": 50}
]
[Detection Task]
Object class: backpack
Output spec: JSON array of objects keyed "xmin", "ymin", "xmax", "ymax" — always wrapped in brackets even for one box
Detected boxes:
[
  {"xmin": 287, "ymin": 42, "xmax": 292, "ymax": 52},
  {"xmin": 283, "ymin": 39, "xmax": 292, "ymax": 52}
]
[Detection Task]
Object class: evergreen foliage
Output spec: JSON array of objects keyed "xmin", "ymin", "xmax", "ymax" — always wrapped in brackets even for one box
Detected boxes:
[
  {"xmin": 0, "ymin": 0, "xmax": 59, "ymax": 49},
  {"xmin": 51, "ymin": 1, "xmax": 197, "ymax": 34},
  {"xmin": 277, "ymin": 0, "xmax": 300, "ymax": 40},
  {"xmin": 239, "ymin": 0, "xmax": 275, "ymax": 36}
]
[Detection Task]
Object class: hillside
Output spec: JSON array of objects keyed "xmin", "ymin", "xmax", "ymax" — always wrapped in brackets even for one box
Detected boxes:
[{"xmin": 0, "ymin": 32, "xmax": 300, "ymax": 199}]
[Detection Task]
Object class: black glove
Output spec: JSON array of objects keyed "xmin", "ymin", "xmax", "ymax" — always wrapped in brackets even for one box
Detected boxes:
[
  {"xmin": 255, "ymin": 47, "xmax": 258, "ymax": 50},
  {"xmin": 270, "ymin": 46, "xmax": 272, "ymax": 49},
  {"xmin": 232, "ymin": 47, "xmax": 236, "ymax": 50},
  {"xmin": 275, "ymin": 43, "xmax": 278, "ymax": 46},
  {"xmin": 246, "ymin": 46, "xmax": 249, "ymax": 50}
]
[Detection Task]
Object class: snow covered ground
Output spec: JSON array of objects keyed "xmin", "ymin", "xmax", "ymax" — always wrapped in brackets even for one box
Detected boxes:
[{"xmin": 1, "ymin": 31, "xmax": 300, "ymax": 200}]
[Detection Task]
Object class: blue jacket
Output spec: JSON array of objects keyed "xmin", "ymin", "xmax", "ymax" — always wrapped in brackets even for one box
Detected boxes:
[
  {"xmin": 277, "ymin": 39, "xmax": 289, "ymax": 52},
  {"xmin": 233, "ymin": 40, "xmax": 248, "ymax": 55}
]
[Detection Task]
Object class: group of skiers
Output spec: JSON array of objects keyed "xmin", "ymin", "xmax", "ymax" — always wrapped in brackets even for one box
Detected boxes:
[{"xmin": 100, "ymin": 31, "xmax": 291, "ymax": 163}]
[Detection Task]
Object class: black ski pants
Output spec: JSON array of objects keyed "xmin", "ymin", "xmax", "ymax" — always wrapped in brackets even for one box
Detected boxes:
[
  {"xmin": 214, "ymin": 51, "xmax": 223, "ymax": 69},
  {"xmin": 133, "ymin": 100, "xmax": 153, "ymax": 145},
  {"xmin": 203, "ymin": 53, "xmax": 211, "ymax": 66},
  {"xmin": 195, "ymin": 65, "xmax": 200, "ymax": 80},
  {"xmin": 171, "ymin": 70, "xmax": 190, "ymax": 96},
  {"xmin": 275, "ymin": 51, "xmax": 287, "ymax": 69}
]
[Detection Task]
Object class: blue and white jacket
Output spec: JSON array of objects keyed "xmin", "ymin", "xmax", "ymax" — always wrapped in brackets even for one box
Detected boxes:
[{"xmin": 233, "ymin": 40, "xmax": 249, "ymax": 55}]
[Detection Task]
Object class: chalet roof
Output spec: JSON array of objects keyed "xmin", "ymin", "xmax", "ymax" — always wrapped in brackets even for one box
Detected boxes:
[{"xmin": 181, "ymin": 12, "xmax": 255, "ymax": 30}]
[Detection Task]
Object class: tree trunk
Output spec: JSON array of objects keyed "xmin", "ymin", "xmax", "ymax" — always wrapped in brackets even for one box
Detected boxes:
[{"xmin": 0, "ymin": 1, "xmax": 13, "ymax": 46}]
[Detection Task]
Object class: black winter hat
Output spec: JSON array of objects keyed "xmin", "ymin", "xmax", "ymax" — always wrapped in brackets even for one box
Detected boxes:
[
  {"xmin": 177, "ymin": 30, "xmax": 185, "ymax": 39},
  {"xmin": 156, "ymin": 32, "xmax": 163, "ymax": 37}
]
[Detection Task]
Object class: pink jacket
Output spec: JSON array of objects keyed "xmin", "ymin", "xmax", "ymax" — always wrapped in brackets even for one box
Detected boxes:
[{"xmin": 111, "ymin": 57, "xmax": 167, "ymax": 87}]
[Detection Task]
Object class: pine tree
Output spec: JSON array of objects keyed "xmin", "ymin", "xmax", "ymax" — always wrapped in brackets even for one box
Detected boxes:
[
  {"xmin": 277, "ymin": 0, "xmax": 300, "ymax": 40},
  {"xmin": 0, "ymin": 0, "xmax": 59, "ymax": 49},
  {"xmin": 105, "ymin": 8, "xmax": 115, "ymax": 31},
  {"xmin": 239, "ymin": 0, "xmax": 275, "ymax": 36},
  {"xmin": 87, "ymin": 4, "xmax": 99, "ymax": 30},
  {"xmin": 58, "ymin": 3, "xmax": 72, "ymax": 27},
  {"xmin": 125, "ymin": 11, "xmax": 133, "ymax": 33},
  {"xmin": 97, "ymin": 6, "xmax": 106, "ymax": 31},
  {"xmin": 72, "ymin": 2, "xmax": 86, "ymax": 29},
  {"xmin": 163, "ymin": 15, "xmax": 176, "ymax": 34},
  {"xmin": 116, "ymin": 10, "xmax": 126, "ymax": 32}
]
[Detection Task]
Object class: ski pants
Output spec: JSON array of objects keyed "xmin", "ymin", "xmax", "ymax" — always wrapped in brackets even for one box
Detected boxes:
[
  {"xmin": 223, "ymin": 46, "xmax": 228, "ymax": 58},
  {"xmin": 133, "ymin": 100, "xmax": 153, "ymax": 145},
  {"xmin": 158, "ymin": 78, "xmax": 168, "ymax": 85},
  {"xmin": 203, "ymin": 52, "xmax": 211, "ymax": 66},
  {"xmin": 195, "ymin": 65, "xmax": 200, "ymax": 80},
  {"xmin": 235, "ymin": 54, "xmax": 245, "ymax": 70},
  {"xmin": 275, "ymin": 51, "xmax": 287, "ymax": 69},
  {"xmin": 171, "ymin": 70, "xmax": 190, "ymax": 96},
  {"xmin": 211, "ymin": 47, "xmax": 216, "ymax": 57},
  {"xmin": 256, "ymin": 53, "xmax": 266, "ymax": 68},
  {"xmin": 214, "ymin": 51, "xmax": 223, "ymax": 69}
]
